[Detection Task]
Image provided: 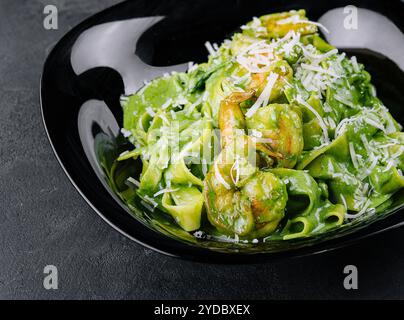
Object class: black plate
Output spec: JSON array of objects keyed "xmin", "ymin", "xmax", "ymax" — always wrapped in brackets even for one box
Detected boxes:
[{"xmin": 41, "ymin": 0, "xmax": 404, "ymax": 263}]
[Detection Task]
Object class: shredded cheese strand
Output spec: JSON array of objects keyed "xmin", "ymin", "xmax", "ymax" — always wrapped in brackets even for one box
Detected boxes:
[
  {"xmin": 297, "ymin": 96, "xmax": 330, "ymax": 144},
  {"xmin": 214, "ymin": 160, "xmax": 231, "ymax": 190},
  {"xmin": 245, "ymin": 72, "xmax": 278, "ymax": 118}
]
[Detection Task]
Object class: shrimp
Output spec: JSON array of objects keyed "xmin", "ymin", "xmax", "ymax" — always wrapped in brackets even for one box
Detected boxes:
[
  {"xmin": 249, "ymin": 60, "xmax": 293, "ymax": 101},
  {"xmin": 261, "ymin": 10, "xmax": 318, "ymax": 38},
  {"xmin": 203, "ymin": 91, "xmax": 288, "ymax": 237},
  {"xmin": 246, "ymin": 103, "xmax": 304, "ymax": 168},
  {"xmin": 245, "ymin": 60, "xmax": 303, "ymax": 168},
  {"xmin": 219, "ymin": 90, "xmax": 284, "ymax": 160}
]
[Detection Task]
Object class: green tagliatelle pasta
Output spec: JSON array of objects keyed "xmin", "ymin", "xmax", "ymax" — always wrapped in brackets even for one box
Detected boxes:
[{"xmin": 116, "ymin": 9, "xmax": 404, "ymax": 242}]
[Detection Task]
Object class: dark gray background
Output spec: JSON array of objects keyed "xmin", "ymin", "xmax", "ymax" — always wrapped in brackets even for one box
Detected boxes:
[{"xmin": 1, "ymin": 0, "xmax": 404, "ymax": 300}]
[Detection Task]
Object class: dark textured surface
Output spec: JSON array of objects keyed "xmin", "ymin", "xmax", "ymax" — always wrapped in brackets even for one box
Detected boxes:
[{"xmin": 1, "ymin": 0, "xmax": 404, "ymax": 300}]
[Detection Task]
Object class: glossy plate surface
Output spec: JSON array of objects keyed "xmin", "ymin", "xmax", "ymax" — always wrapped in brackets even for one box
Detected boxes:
[{"xmin": 41, "ymin": 0, "xmax": 404, "ymax": 262}]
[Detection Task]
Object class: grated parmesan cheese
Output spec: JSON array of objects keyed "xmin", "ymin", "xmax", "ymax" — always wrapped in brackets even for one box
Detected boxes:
[
  {"xmin": 127, "ymin": 177, "xmax": 140, "ymax": 187},
  {"xmin": 245, "ymin": 72, "xmax": 278, "ymax": 118},
  {"xmin": 300, "ymin": 63, "xmax": 339, "ymax": 77},
  {"xmin": 153, "ymin": 188, "xmax": 179, "ymax": 197},
  {"xmin": 340, "ymin": 194, "xmax": 348, "ymax": 209},
  {"xmin": 120, "ymin": 128, "xmax": 132, "ymax": 138},
  {"xmin": 146, "ymin": 107, "xmax": 156, "ymax": 117},
  {"xmin": 230, "ymin": 157, "xmax": 240, "ymax": 185},
  {"xmin": 204, "ymin": 41, "xmax": 217, "ymax": 57},
  {"xmin": 364, "ymin": 117, "xmax": 385, "ymax": 132},
  {"xmin": 161, "ymin": 98, "xmax": 173, "ymax": 110},
  {"xmin": 350, "ymin": 56, "xmax": 360, "ymax": 73},
  {"xmin": 214, "ymin": 160, "xmax": 231, "ymax": 190},
  {"xmin": 297, "ymin": 96, "xmax": 329, "ymax": 144},
  {"xmin": 345, "ymin": 199, "xmax": 372, "ymax": 219},
  {"xmin": 349, "ymin": 142, "xmax": 359, "ymax": 170}
]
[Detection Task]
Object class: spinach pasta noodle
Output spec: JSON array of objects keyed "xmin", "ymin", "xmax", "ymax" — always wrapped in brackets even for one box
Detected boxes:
[{"xmin": 114, "ymin": 10, "xmax": 404, "ymax": 242}]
